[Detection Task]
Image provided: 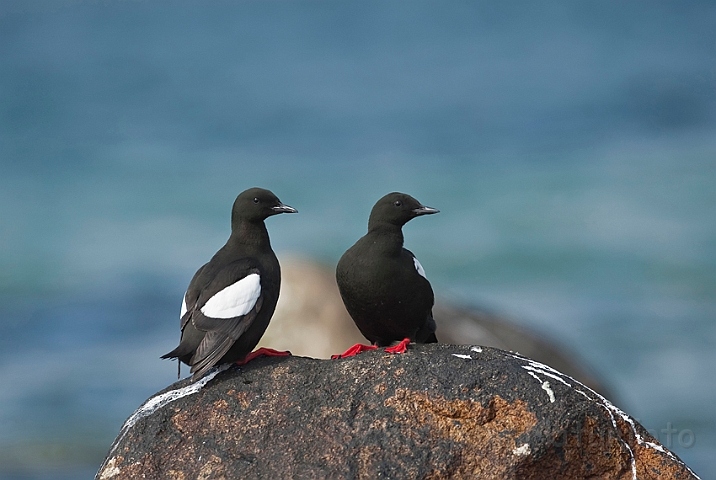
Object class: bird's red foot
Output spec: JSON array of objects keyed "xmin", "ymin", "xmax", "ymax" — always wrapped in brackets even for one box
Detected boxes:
[
  {"xmin": 384, "ymin": 338, "xmax": 411, "ymax": 354},
  {"xmin": 331, "ymin": 343, "xmax": 378, "ymax": 359},
  {"xmin": 236, "ymin": 347, "xmax": 291, "ymax": 365}
]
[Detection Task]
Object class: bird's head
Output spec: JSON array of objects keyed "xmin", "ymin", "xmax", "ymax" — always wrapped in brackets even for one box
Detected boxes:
[
  {"xmin": 368, "ymin": 192, "xmax": 439, "ymax": 229},
  {"xmin": 232, "ymin": 187, "xmax": 297, "ymax": 226}
]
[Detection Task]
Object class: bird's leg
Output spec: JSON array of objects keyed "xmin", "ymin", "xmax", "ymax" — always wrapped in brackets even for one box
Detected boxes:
[
  {"xmin": 331, "ymin": 343, "xmax": 378, "ymax": 359},
  {"xmin": 236, "ymin": 347, "xmax": 291, "ymax": 365},
  {"xmin": 384, "ymin": 337, "xmax": 411, "ymax": 354}
]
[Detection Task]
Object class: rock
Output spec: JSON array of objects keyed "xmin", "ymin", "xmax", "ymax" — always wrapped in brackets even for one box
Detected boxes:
[
  {"xmin": 263, "ymin": 257, "xmax": 612, "ymax": 398},
  {"xmin": 433, "ymin": 302, "xmax": 612, "ymax": 400},
  {"xmin": 98, "ymin": 345, "xmax": 698, "ymax": 480}
]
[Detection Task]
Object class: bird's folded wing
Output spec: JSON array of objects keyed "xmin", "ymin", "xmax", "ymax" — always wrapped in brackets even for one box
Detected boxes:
[
  {"xmin": 189, "ymin": 264, "xmax": 264, "ymax": 376},
  {"xmin": 189, "ymin": 329, "xmax": 244, "ymax": 378},
  {"xmin": 404, "ymin": 248, "xmax": 428, "ymax": 280},
  {"xmin": 179, "ymin": 263, "xmax": 207, "ymax": 330},
  {"xmin": 200, "ymin": 272, "xmax": 261, "ymax": 319}
]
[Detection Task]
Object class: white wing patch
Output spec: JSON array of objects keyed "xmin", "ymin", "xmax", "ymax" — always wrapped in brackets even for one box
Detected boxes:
[
  {"xmin": 201, "ymin": 273, "xmax": 261, "ymax": 319},
  {"xmin": 180, "ymin": 293, "xmax": 188, "ymax": 319},
  {"xmin": 413, "ymin": 256, "xmax": 427, "ymax": 279}
]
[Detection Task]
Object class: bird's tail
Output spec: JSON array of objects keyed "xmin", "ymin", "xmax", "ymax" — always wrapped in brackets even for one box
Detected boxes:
[
  {"xmin": 161, "ymin": 345, "xmax": 192, "ymax": 379},
  {"xmin": 417, "ymin": 313, "xmax": 438, "ymax": 343}
]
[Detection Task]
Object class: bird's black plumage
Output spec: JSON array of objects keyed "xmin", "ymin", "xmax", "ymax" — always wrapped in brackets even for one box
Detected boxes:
[
  {"xmin": 161, "ymin": 187, "xmax": 296, "ymax": 380},
  {"xmin": 336, "ymin": 192, "xmax": 439, "ymax": 350}
]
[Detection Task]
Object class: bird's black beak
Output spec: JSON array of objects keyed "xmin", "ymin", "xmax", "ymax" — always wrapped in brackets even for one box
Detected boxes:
[
  {"xmin": 272, "ymin": 203, "xmax": 298, "ymax": 214},
  {"xmin": 413, "ymin": 205, "xmax": 439, "ymax": 216}
]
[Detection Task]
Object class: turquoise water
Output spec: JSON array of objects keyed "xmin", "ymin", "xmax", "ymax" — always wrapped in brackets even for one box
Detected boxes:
[{"xmin": 1, "ymin": 2, "xmax": 715, "ymax": 478}]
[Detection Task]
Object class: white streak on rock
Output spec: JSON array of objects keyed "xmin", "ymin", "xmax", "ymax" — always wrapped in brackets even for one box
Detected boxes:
[
  {"xmin": 526, "ymin": 371, "xmax": 542, "ymax": 383},
  {"xmin": 452, "ymin": 354, "xmax": 472, "ymax": 359},
  {"xmin": 522, "ymin": 364, "xmax": 572, "ymax": 388},
  {"xmin": 101, "ymin": 364, "xmax": 230, "ymax": 467},
  {"xmin": 601, "ymin": 397, "xmax": 700, "ymax": 478},
  {"xmin": 523, "ymin": 369, "xmax": 556, "ymax": 403},
  {"xmin": 470, "ymin": 346, "xmax": 482, "ymax": 353},
  {"xmin": 512, "ymin": 443, "xmax": 531, "ymax": 456},
  {"xmin": 125, "ymin": 365, "xmax": 229, "ymax": 428},
  {"xmin": 511, "ymin": 354, "xmax": 638, "ymax": 478},
  {"xmin": 541, "ymin": 381, "xmax": 556, "ymax": 403},
  {"xmin": 509, "ymin": 353, "xmax": 701, "ymax": 480}
]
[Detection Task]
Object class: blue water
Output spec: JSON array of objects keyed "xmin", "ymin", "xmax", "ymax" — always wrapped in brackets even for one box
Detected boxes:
[{"xmin": 1, "ymin": 1, "xmax": 715, "ymax": 478}]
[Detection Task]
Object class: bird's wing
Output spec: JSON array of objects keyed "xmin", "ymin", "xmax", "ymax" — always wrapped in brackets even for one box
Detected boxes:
[
  {"xmin": 179, "ymin": 263, "xmax": 207, "ymax": 330},
  {"xmin": 404, "ymin": 247, "xmax": 436, "ymax": 305},
  {"xmin": 404, "ymin": 248, "xmax": 428, "ymax": 280},
  {"xmin": 412, "ymin": 255, "xmax": 427, "ymax": 279},
  {"xmin": 188, "ymin": 261, "xmax": 264, "ymax": 377}
]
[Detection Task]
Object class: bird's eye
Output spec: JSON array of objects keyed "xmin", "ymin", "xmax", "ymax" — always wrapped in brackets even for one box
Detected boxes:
[
  {"xmin": 394, "ymin": 200, "xmax": 402, "ymax": 207},
  {"xmin": 253, "ymin": 197, "xmax": 260, "ymax": 204}
]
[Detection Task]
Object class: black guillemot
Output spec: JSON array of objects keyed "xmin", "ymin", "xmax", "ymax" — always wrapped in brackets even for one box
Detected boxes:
[
  {"xmin": 162, "ymin": 187, "xmax": 297, "ymax": 380},
  {"xmin": 333, "ymin": 192, "xmax": 439, "ymax": 358}
]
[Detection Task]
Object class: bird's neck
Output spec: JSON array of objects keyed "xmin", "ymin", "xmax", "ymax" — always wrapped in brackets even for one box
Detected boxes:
[
  {"xmin": 228, "ymin": 220, "xmax": 272, "ymax": 251},
  {"xmin": 366, "ymin": 223, "xmax": 404, "ymax": 256}
]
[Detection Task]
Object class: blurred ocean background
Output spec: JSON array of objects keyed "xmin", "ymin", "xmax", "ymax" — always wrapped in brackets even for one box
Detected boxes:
[{"xmin": 1, "ymin": 1, "xmax": 715, "ymax": 478}]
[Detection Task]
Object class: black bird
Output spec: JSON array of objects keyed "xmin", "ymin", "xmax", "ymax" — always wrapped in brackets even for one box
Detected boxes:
[
  {"xmin": 162, "ymin": 187, "xmax": 297, "ymax": 380},
  {"xmin": 334, "ymin": 192, "xmax": 439, "ymax": 358}
]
